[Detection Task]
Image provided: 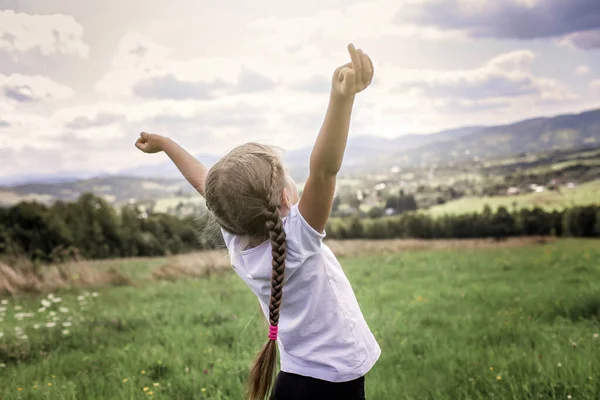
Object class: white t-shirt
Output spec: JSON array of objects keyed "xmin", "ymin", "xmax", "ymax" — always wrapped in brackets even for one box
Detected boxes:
[{"xmin": 221, "ymin": 204, "xmax": 381, "ymax": 382}]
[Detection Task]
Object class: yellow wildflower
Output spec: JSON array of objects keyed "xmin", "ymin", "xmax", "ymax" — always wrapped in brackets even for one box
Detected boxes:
[
  {"xmin": 201, "ymin": 388, "xmax": 206, "ymax": 392},
  {"xmin": 148, "ymin": 391, "xmax": 154, "ymax": 395},
  {"xmin": 496, "ymin": 376, "xmax": 502, "ymax": 381},
  {"xmin": 48, "ymin": 383, "xmax": 52, "ymax": 386},
  {"xmin": 141, "ymin": 370, "xmax": 146, "ymax": 374},
  {"xmin": 153, "ymin": 383, "xmax": 160, "ymax": 387},
  {"xmin": 123, "ymin": 378, "xmax": 128, "ymax": 383},
  {"xmin": 17, "ymin": 388, "xmax": 22, "ymax": 391},
  {"xmin": 489, "ymin": 367, "xmax": 494, "ymax": 370},
  {"xmin": 143, "ymin": 387, "xmax": 149, "ymax": 392}
]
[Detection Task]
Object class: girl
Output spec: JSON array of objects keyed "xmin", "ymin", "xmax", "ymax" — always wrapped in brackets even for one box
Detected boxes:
[{"xmin": 135, "ymin": 43, "xmax": 379, "ymax": 400}]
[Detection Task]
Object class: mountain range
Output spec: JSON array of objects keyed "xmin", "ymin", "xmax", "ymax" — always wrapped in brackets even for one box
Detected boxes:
[{"xmin": 1, "ymin": 106, "xmax": 599, "ymax": 205}]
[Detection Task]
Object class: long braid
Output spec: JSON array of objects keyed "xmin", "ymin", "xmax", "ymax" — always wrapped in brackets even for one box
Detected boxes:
[
  {"xmin": 266, "ymin": 205, "xmax": 286, "ymax": 327},
  {"xmin": 247, "ymin": 159, "xmax": 287, "ymax": 400}
]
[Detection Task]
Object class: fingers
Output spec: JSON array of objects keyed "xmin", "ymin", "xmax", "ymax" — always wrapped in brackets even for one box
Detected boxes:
[
  {"xmin": 347, "ymin": 43, "xmax": 363, "ymax": 86},
  {"xmin": 336, "ymin": 62, "xmax": 353, "ymax": 82},
  {"xmin": 135, "ymin": 138, "xmax": 146, "ymax": 151},
  {"xmin": 140, "ymin": 131, "xmax": 150, "ymax": 141},
  {"xmin": 362, "ymin": 53, "xmax": 374, "ymax": 85}
]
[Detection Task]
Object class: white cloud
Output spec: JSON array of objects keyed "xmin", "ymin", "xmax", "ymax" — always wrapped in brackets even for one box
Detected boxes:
[
  {"xmin": 0, "ymin": 74, "xmax": 75, "ymax": 102},
  {"xmin": 575, "ymin": 65, "xmax": 591, "ymax": 76},
  {"xmin": 95, "ymin": 32, "xmax": 277, "ymax": 98},
  {"xmin": 0, "ymin": 10, "xmax": 89, "ymax": 57},
  {"xmin": 591, "ymin": 80, "xmax": 600, "ymax": 94},
  {"xmin": 247, "ymin": 0, "xmax": 464, "ymax": 54},
  {"xmin": 391, "ymin": 50, "xmax": 575, "ymax": 102}
]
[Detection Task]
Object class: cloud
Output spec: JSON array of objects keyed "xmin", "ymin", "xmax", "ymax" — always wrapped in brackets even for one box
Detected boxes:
[
  {"xmin": 397, "ymin": 0, "xmax": 600, "ymax": 48},
  {"xmin": 96, "ymin": 32, "xmax": 278, "ymax": 99},
  {"xmin": 132, "ymin": 75, "xmax": 230, "ymax": 100},
  {"xmin": 394, "ymin": 50, "xmax": 574, "ymax": 101},
  {"xmin": 562, "ymin": 29, "xmax": 600, "ymax": 50},
  {"xmin": 0, "ymin": 74, "xmax": 74, "ymax": 102},
  {"xmin": 290, "ymin": 75, "xmax": 332, "ymax": 94},
  {"xmin": 64, "ymin": 113, "xmax": 126, "ymax": 130},
  {"xmin": 236, "ymin": 69, "xmax": 276, "ymax": 93},
  {"xmin": 575, "ymin": 65, "xmax": 591, "ymax": 76},
  {"xmin": 247, "ymin": 0, "xmax": 462, "ymax": 54},
  {"xmin": 591, "ymin": 80, "xmax": 600, "ymax": 94},
  {"xmin": 0, "ymin": 119, "xmax": 10, "ymax": 128},
  {"xmin": 0, "ymin": 10, "xmax": 89, "ymax": 56}
]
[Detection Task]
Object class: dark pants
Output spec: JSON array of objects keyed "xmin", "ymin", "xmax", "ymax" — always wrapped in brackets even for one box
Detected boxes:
[{"xmin": 270, "ymin": 371, "xmax": 366, "ymax": 400}]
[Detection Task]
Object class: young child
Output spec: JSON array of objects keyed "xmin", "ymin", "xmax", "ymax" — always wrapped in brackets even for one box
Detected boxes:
[{"xmin": 135, "ymin": 43, "xmax": 379, "ymax": 400}]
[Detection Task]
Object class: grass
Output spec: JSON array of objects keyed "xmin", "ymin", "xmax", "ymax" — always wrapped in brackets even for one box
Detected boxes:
[
  {"xmin": 0, "ymin": 239, "xmax": 599, "ymax": 399},
  {"xmin": 428, "ymin": 179, "xmax": 600, "ymax": 217}
]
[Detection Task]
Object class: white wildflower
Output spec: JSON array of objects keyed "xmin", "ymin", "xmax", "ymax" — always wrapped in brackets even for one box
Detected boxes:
[
  {"xmin": 77, "ymin": 296, "xmax": 85, "ymax": 301},
  {"xmin": 14, "ymin": 305, "xmax": 22, "ymax": 310},
  {"xmin": 33, "ymin": 324, "xmax": 40, "ymax": 329},
  {"xmin": 59, "ymin": 307, "xmax": 69, "ymax": 313},
  {"xmin": 594, "ymin": 333, "xmax": 599, "ymax": 339},
  {"xmin": 84, "ymin": 292, "xmax": 91, "ymax": 297},
  {"xmin": 38, "ymin": 307, "xmax": 47, "ymax": 313},
  {"xmin": 62, "ymin": 329, "xmax": 70, "ymax": 335},
  {"xmin": 0, "ymin": 306, "xmax": 6, "ymax": 312},
  {"xmin": 49, "ymin": 311, "xmax": 57, "ymax": 317},
  {"xmin": 41, "ymin": 299, "xmax": 52, "ymax": 308},
  {"xmin": 62, "ymin": 322, "xmax": 72, "ymax": 327},
  {"xmin": 1, "ymin": 299, "xmax": 7, "ymax": 305},
  {"xmin": 0, "ymin": 362, "xmax": 5, "ymax": 368},
  {"xmin": 51, "ymin": 297, "xmax": 62, "ymax": 303},
  {"xmin": 52, "ymin": 316, "xmax": 59, "ymax": 321},
  {"xmin": 557, "ymin": 363, "xmax": 562, "ymax": 367},
  {"xmin": 47, "ymin": 293, "xmax": 54, "ymax": 298},
  {"xmin": 14, "ymin": 326, "xmax": 22, "ymax": 332},
  {"xmin": 91, "ymin": 292, "xmax": 99, "ymax": 297},
  {"xmin": 0, "ymin": 332, "xmax": 3, "ymax": 338},
  {"xmin": 46, "ymin": 322, "xmax": 56, "ymax": 328},
  {"xmin": 18, "ymin": 335, "xmax": 28, "ymax": 340}
]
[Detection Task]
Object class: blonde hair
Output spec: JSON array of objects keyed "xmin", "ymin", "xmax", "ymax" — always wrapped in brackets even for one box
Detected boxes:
[{"xmin": 204, "ymin": 142, "xmax": 288, "ymax": 400}]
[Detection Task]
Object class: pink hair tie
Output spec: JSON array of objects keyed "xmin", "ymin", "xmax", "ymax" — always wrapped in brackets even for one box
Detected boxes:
[{"xmin": 268, "ymin": 325, "xmax": 278, "ymax": 341}]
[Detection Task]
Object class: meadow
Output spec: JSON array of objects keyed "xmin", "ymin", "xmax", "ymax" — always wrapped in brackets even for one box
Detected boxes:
[
  {"xmin": 0, "ymin": 239, "xmax": 599, "ymax": 399},
  {"xmin": 427, "ymin": 180, "xmax": 600, "ymax": 217}
]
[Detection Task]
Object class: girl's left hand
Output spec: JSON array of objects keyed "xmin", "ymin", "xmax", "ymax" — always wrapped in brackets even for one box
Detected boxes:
[{"xmin": 332, "ymin": 43, "xmax": 374, "ymax": 97}]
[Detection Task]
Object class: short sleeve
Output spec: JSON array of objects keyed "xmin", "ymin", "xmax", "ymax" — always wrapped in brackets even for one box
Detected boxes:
[{"xmin": 283, "ymin": 203, "xmax": 326, "ymax": 257}]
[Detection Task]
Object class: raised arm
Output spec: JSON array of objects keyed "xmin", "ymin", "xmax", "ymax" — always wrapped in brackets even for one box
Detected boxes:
[
  {"xmin": 298, "ymin": 44, "xmax": 374, "ymax": 233},
  {"xmin": 135, "ymin": 132, "xmax": 208, "ymax": 197}
]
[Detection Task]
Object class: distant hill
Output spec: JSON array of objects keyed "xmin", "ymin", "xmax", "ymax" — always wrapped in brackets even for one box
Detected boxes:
[{"xmin": 1, "ymin": 107, "xmax": 598, "ymax": 206}]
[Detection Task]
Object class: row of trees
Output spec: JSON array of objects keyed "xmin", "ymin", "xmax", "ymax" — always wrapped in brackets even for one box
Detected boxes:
[
  {"xmin": 1, "ymin": 194, "xmax": 598, "ymax": 264},
  {"xmin": 326, "ymin": 205, "xmax": 600, "ymax": 240},
  {"xmin": 0, "ymin": 194, "xmax": 217, "ymax": 263}
]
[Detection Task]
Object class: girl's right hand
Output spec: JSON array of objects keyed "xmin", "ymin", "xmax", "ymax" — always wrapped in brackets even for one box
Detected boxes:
[
  {"xmin": 332, "ymin": 43, "xmax": 374, "ymax": 98},
  {"xmin": 135, "ymin": 132, "xmax": 167, "ymax": 154}
]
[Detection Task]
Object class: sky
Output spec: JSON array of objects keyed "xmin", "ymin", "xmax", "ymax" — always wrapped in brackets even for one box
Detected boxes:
[{"xmin": 0, "ymin": 0, "xmax": 599, "ymax": 180}]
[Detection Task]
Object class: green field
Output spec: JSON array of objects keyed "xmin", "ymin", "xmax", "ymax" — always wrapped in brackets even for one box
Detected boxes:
[
  {"xmin": 428, "ymin": 180, "xmax": 600, "ymax": 217},
  {"xmin": 1, "ymin": 240, "xmax": 600, "ymax": 399}
]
